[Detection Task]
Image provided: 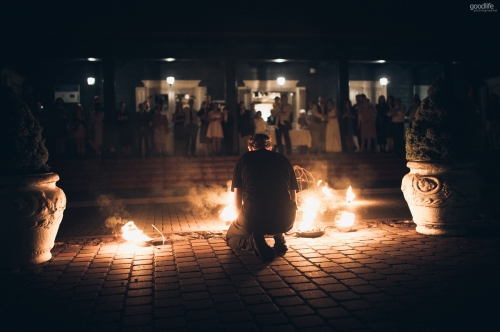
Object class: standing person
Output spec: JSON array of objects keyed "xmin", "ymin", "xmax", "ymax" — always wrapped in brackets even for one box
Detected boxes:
[
  {"xmin": 391, "ymin": 98, "xmax": 406, "ymax": 155},
  {"xmin": 184, "ymin": 99, "xmax": 199, "ymax": 156},
  {"xmin": 236, "ymin": 101, "xmax": 255, "ymax": 155},
  {"xmin": 375, "ymin": 95, "xmax": 390, "ymax": 152},
  {"xmin": 298, "ymin": 109, "xmax": 308, "ymax": 130},
  {"xmin": 172, "ymin": 102, "xmax": 186, "ymax": 156},
  {"xmin": 272, "ymin": 95, "xmax": 292, "ymax": 155},
  {"xmin": 152, "ymin": 105, "xmax": 169, "ymax": 157},
  {"xmin": 325, "ymin": 99, "xmax": 342, "ymax": 152},
  {"xmin": 312, "ymin": 96, "xmax": 328, "ymax": 153},
  {"xmin": 53, "ymin": 97, "xmax": 68, "ymax": 158},
  {"xmin": 254, "ymin": 111, "xmax": 267, "ymax": 134},
  {"xmin": 204, "ymin": 94, "xmax": 213, "ymax": 112},
  {"xmin": 353, "ymin": 94, "xmax": 367, "ymax": 152},
  {"xmin": 226, "ymin": 134, "xmax": 299, "ymax": 262},
  {"xmin": 206, "ymin": 102, "xmax": 224, "ymax": 155},
  {"xmin": 197, "ymin": 101, "xmax": 210, "ymax": 155},
  {"xmin": 73, "ymin": 103, "xmax": 86, "ymax": 158},
  {"xmin": 358, "ymin": 98, "xmax": 377, "ymax": 153},
  {"xmin": 88, "ymin": 96, "xmax": 105, "ymax": 157},
  {"xmin": 221, "ymin": 106, "xmax": 234, "ymax": 155},
  {"xmin": 143, "ymin": 101, "xmax": 155, "ymax": 157},
  {"xmin": 135, "ymin": 103, "xmax": 150, "ymax": 157},
  {"xmin": 249, "ymin": 103, "xmax": 257, "ymax": 118},
  {"xmin": 340, "ymin": 100, "xmax": 356, "ymax": 152},
  {"xmin": 117, "ymin": 102, "xmax": 133, "ymax": 157},
  {"xmin": 407, "ymin": 94, "xmax": 421, "ymax": 128},
  {"xmin": 385, "ymin": 96, "xmax": 395, "ymax": 152},
  {"xmin": 307, "ymin": 101, "xmax": 319, "ymax": 153}
]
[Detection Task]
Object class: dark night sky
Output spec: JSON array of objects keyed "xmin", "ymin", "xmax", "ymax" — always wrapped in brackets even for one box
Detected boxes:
[{"xmin": 1, "ymin": 0, "xmax": 499, "ymax": 61}]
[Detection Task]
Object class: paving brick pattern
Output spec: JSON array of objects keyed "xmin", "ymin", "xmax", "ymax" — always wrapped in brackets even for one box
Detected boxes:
[
  {"xmin": 58, "ymin": 203, "xmax": 228, "ymax": 238},
  {"xmin": 3, "ymin": 224, "xmax": 500, "ymax": 331},
  {"xmin": 57, "ymin": 196, "xmax": 412, "ymax": 239}
]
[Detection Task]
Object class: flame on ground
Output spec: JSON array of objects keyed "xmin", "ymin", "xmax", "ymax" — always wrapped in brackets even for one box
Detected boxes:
[
  {"xmin": 346, "ymin": 186, "xmax": 355, "ymax": 203},
  {"xmin": 298, "ymin": 197, "xmax": 321, "ymax": 232},
  {"xmin": 219, "ymin": 191, "xmax": 238, "ymax": 222},
  {"xmin": 321, "ymin": 184, "xmax": 333, "ymax": 197},
  {"xmin": 121, "ymin": 221, "xmax": 152, "ymax": 243},
  {"xmin": 335, "ymin": 210, "xmax": 355, "ymax": 228}
]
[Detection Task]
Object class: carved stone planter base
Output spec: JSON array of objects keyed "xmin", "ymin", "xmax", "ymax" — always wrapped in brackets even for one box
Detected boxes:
[
  {"xmin": 0, "ymin": 173, "xmax": 66, "ymax": 266},
  {"xmin": 401, "ymin": 161, "xmax": 483, "ymax": 236}
]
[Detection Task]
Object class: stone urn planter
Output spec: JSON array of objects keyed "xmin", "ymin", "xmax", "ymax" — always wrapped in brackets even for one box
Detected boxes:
[
  {"xmin": 0, "ymin": 173, "xmax": 66, "ymax": 265},
  {"xmin": 401, "ymin": 161, "xmax": 483, "ymax": 236},
  {"xmin": 403, "ymin": 77, "xmax": 484, "ymax": 236}
]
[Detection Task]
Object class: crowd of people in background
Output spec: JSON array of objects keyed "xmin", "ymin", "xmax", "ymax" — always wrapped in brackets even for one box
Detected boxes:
[{"xmin": 30, "ymin": 89, "xmax": 500, "ymax": 160}]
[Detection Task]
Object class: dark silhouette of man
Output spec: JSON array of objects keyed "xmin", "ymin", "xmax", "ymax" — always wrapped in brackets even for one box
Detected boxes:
[
  {"xmin": 184, "ymin": 99, "xmax": 199, "ymax": 156},
  {"xmin": 226, "ymin": 134, "xmax": 298, "ymax": 262},
  {"xmin": 221, "ymin": 106, "xmax": 234, "ymax": 155}
]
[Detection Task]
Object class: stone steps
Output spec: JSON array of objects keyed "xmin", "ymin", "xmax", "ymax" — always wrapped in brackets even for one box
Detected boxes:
[{"xmin": 50, "ymin": 153, "xmax": 408, "ymax": 193}]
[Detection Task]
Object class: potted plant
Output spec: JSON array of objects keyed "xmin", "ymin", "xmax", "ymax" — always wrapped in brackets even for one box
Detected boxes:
[
  {"xmin": 401, "ymin": 77, "xmax": 483, "ymax": 235},
  {"xmin": 0, "ymin": 87, "xmax": 66, "ymax": 266}
]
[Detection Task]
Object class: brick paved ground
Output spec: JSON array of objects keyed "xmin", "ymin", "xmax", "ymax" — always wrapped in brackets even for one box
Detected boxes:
[
  {"xmin": 2, "ymin": 220, "xmax": 500, "ymax": 331},
  {"xmin": 56, "ymin": 194, "xmax": 412, "ymax": 239}
]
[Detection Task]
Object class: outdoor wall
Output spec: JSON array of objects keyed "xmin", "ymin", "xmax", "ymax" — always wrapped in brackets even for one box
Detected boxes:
[
  {"xmin": 349, "ymin": 62, "xmax": 441, "ymax": 107},
  {"xmin": 236, "ymin": 61, "xmax": 339, "ymax": 106},
  {"xmin": 27, "ymin": 60, "xmax": 103, "ymax": 114},
  {"xmin": 115, "ymin": 60, "xmax": 226, "ymax": 114}
]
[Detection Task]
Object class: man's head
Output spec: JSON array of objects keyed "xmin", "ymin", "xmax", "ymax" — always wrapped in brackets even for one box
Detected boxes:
[
  {"xmin": 143, "ymin": 101, "xmax": 150, "ymax": 110},
  {"xmin": 318, "ymin": 95, "xmax": 325, "ymax": 105},
  {"xmin": 188, "ymin": 99, "xmax": 194, "ymax": 108},
  {"xmin": 281, "ymin": 95, "xmax": 288, "ymax": 104},
  {"xmin": 248, "ymin": 134, "xmax": 272, "ymax": 151}
]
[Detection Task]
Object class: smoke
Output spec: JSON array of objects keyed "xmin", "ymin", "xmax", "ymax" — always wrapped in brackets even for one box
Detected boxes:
[
  {"xmin": 302, "ymin": 160, "xmax": 357, "ymax": 190},
  {"xmin": 182, "ymin": 181, "xmax": 232, "ymax": 218},
  {"xmin": 97, "ymin": 194, "xmax": 130, "ymax": 236}
]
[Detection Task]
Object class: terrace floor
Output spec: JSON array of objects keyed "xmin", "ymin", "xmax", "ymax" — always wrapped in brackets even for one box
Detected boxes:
[{"xmin": 2, "ymin": 192, "xmax": 500, "ymax": 331}]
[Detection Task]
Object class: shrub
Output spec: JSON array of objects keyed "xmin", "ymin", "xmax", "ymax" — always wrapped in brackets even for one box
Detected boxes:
[
  {"xmin": 405, "ymin": 77, "xmax": 467, "ymax": 161},
  {"xmin": 0, "ymin": 86, "xmax": 49, "ymax": 174}
]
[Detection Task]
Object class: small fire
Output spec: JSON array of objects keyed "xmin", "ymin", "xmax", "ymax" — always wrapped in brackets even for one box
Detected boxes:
[
  {"xmin": 220, "ymin": 191, "xmax": 238, "ymax": 222},
  {"xmin": 298, "ymin": 197, "xmax": 321, "ymax": 232},
  {"xmin": 321, "ymin": 184, "xmax": 333, "ymax": 197},
  {"xmin": 346, "ymin": 186, "xmax": 355, "ymax": 203},
  {"xmin": 335, "ymin": 210, "xmax": 355, "ymax": 231},
  {"xmin": 121, "ymin": 221, "xmax": 152, "ymax": 243}
]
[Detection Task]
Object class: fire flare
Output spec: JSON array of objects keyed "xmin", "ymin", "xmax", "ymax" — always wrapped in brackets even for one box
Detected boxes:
[
  {"xmin": 298, "ymin": 197, "xmax": 321, "ymax": 232},
  {"xmin": 346, "ymin": 186, "xmax": 355, "ymax": 203},
  {"xmin": 219, "ymin": 191, "xmax": 238, "ymax": 222},
  {"xmin": 121, "ymin": 221, "xmax": 152, "ymax": 243},
  {"xmin": 335, "ymin": 210, "xmax": 355, "ymax": 231}
]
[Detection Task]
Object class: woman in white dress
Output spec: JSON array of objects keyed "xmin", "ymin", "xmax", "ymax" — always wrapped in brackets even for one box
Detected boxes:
[
  {"xmin": 325, "ymin": 99, "xmax": 342, "ymax": 152},
  {"xmin": 206, "ymin": 102, "xmax": 224, "ymax": 155},
  {"xmin": 254, "ymin": 111, "xmax": 267, "ymax": 134}
]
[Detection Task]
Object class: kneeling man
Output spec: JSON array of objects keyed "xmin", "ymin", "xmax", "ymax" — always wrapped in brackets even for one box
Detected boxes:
[{"xmin": 226, "ymin": 134, "xmax": 298, "ymax": 262}]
